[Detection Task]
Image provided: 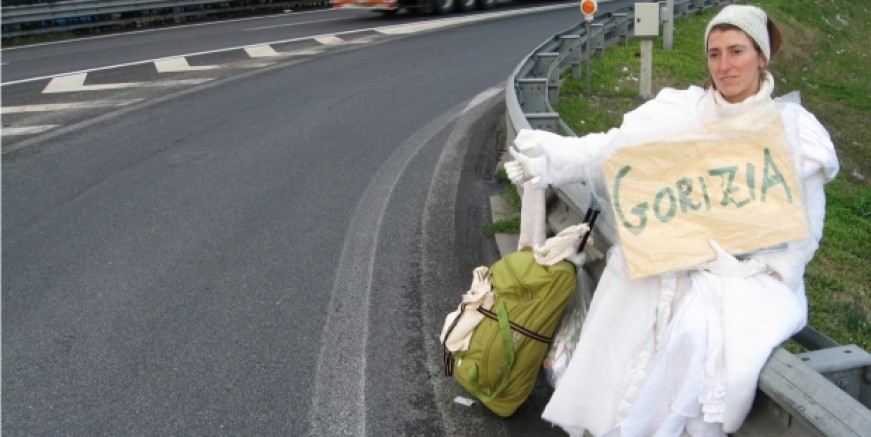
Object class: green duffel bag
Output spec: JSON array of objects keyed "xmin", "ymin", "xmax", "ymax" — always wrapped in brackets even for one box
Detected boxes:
[{"xmin": 445, "ymin": 249, "xmax": 577, "ymax": 417}]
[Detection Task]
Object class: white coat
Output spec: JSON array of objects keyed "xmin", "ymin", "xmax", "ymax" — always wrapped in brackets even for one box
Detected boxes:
[{"xmin": 524, "ymin": 74, "xmax": 840, "ymax": 436}]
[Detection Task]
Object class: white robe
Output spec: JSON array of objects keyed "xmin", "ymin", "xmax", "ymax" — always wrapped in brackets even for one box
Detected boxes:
[{"xmin": 528, "ymin": 76, "xmax": 839, "ymax": 436}]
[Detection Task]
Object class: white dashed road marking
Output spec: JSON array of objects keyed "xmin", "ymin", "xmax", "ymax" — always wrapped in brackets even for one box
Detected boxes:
[
  {"xmin": 244, "ymin": 45, "xmax": 284, "ymax": 57},
  {"xmin": 2, "ymin": 125, "xmax": 58, "ymax": 136},
  {"xmin": 42, "ymin": 73, "xmax": 213, "ymax": 93},
  {"xmin": 154, "ymin": 57, "xmax": 219, "ymax": 72},
  {"xmin": 314, "ymin": 35, "xmax": 345, "ymax": 46}
]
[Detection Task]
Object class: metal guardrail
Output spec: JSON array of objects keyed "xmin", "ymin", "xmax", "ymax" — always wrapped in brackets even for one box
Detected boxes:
[
  {"xmin": 503, "ymin": 1, "xmax": 871, "ymax": 435},
  {"xmin": 1, "ymin": 0, "xmax": 327, "ymax": 38}
]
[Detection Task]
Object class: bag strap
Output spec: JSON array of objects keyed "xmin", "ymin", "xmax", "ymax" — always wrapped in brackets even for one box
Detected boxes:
[
  {"xmin": 578, "ymin": 208, "xmax": 600, "ymax": 253},
  {"xmin": 477, "ymin": 307, "xmax": 552, "ymax": 344},
  {"xmin": 468, "ymin": 301, "xmax": 515, "ymax": 401},
  {"xmin": 444, "ymin": 299, "xmax": 555, "ymax": 377},
  {"xmin": 442, "ymin": 303, "xmax": 468, "ymax": 377}
]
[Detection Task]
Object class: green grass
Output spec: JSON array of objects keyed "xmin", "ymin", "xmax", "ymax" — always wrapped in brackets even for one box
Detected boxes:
[
  {"xmin": 484, "ymin": 217, "xmax": 521, "ymax": 238},
  {"xmin": 2, "ymin": 31, "xmax": 80, "ymax": 47},
  {"xmin": 555, "ymin": 1, "xmax": 871, "ymax": 351},
  {"xmin": 484, "ymin": 174, "xmax": 522, "ymax": 237},
  {"xmin": 501, "ymin": 182, "xmax": 522, "ymax": 211}
]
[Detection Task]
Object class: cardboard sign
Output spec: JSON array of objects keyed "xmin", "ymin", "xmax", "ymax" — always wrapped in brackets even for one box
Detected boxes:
[{"xmin": 601, "ymin": 105, "xmax": 809, "ymax": 279}]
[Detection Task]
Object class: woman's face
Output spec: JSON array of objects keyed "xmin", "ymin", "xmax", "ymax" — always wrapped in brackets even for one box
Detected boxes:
[{"xmin": 707, "ymin": 29, "xmax": 767, "ymax": 103}]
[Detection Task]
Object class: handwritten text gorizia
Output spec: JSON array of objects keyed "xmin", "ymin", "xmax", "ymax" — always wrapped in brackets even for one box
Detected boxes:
[
  {"xmin": 612, "ymin": 148, "xmax": 794, "ymax": 236},
  {"xmin": 599, "ymin": 106, "xmax": 809, "ymax": 278}
]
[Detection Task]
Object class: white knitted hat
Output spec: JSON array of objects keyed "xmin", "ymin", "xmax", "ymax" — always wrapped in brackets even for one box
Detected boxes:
[{"xmin": 705, "ymin": 5, "xmax": 770, "ymax": 61}]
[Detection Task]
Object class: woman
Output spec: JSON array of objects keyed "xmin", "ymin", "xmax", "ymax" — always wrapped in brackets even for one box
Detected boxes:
[{"xmin": 505, "ymin": 5, "xmax": 839, "ymax": 436}]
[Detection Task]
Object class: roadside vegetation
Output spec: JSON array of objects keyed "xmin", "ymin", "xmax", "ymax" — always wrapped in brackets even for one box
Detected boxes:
[
  {"xmin": 553, "ymin": 0, "xmax": 870, "ymax": 350},
  {"xmin": 484, "ymin": 168, "xmax": 522, "ymax": 237}
]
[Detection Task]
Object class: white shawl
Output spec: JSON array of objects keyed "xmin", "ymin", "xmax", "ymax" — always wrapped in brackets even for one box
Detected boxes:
[{"xmin": 534, "ymin": 75, "xmax": 839, "ymax": 436}]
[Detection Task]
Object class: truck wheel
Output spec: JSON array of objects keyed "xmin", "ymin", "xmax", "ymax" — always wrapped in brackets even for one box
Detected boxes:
[
  {"xmin": 431, "ymin": 0, "xmax": 453, "ymax": 14},
  {"xmin": 456, "ymin": 0, "xmax": 476, "ymax": 12},
  {"xmin": 476, "ymin": 0, "xmax": 495, "ymax": 10}
]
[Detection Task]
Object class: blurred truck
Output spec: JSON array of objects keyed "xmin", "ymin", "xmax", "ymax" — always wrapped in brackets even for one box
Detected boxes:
[{"xmin": 330, "ymin": 0, "xmax": 497, "ymax": 15}]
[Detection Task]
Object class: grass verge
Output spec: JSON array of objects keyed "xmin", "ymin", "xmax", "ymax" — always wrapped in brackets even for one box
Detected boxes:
[{"xmin": 485, "ymin": 167, "xmax": 522, "ymax": 237}]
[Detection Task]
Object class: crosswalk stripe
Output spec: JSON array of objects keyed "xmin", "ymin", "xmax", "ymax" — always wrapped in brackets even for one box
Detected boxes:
[
  {"xmin": 2, "ymin": 99, "xmax": 144, "ymax": 114},
  {"xmin": 2, "ymin": 125, "xmax": 58, "ymax": 136}
]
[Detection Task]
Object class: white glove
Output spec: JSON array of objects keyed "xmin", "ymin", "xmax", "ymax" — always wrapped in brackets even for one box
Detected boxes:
[
  {"xmin": 513, "ymin": 129, "xmax": 547, "ymax": 156},
  {"xmin": 505, "ymin": 148, "xmax": 545, "ymax": 185},
  {"xmin": 504, "ymin": 160, "xmax": 525, "ymax": 186},
  {"xmin": 533, "ymin": 223, "xmax": 590, "ymax": 266},
  {"xmin": 700, "ymin": 240, "xmax": 770, "ymax": 277}
]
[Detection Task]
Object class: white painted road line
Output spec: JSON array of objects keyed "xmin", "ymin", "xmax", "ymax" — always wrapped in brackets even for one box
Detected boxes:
[
  {"xmin": 244, "ymin": 44, "xmax": 325, "ymax": 58},
  {"xmin": 314, "ymin": 35, "xmax": 345, "ymax": 46},
  {"xmin": 244, "ymin": 44, "xmax": 324, "ymax": 59},
  {"xmin": 154, "ymin": 57, "xmax": 219, "ymax": 72},
  {"xmin": 42, "ymin": 73, "xmax": 213, "ymax": 93},
  {"xmin": 2, "ymin": 4, "xmax": 576, "ymax": 88},
  {"xmin": 2, "ymin": 99, "xmax": 144, "ymax": 114},
  {"xmin": 2, "ymin": 125, "xmax": 59, "ymax": 136},
  {"xmin": 283, "ymin": 48, "xmax": 325, "ymax": 56},
  {"xmin": 244, "ymin": 45, "xmax": 283, "ymax": 57},
  {"xmin": 376, "ymin": 3, "xmax": 574, "ymax": 35}
]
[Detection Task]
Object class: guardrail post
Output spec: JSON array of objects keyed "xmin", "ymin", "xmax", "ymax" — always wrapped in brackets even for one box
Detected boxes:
[
  {"xmin": 590, "ymin": 23, "xmax": 605, "ymax": 56},
  {"xmin": 532, "ymin": 52, "xmax": 560, "ymax": 107},
  {"xmin": 548, "ymin": 81, "xmax": 560, "ymax": 107},
  {"xmin": 675, "ymin": 0, "xmax": 689, "ymax": 19},
  {"xmin": 516, "ymin": 78, "xmax": 550, "ymax": 113},
  {"xmin": 548, "ymin": 60, "xmax": 562, "ymax": 106},
  {"xmin": 611, "ymin": 13, "xmax": 631, "ymax": 45},
  {"xmin": 559, "ymin": 35, "xmax": 582, "ymax": 79},
  {"xmin": 796, "ymin": 344, "xmax": 871, "ymax": 405},
  {"xmin": 532, "ymin": 52, "xmax": 559, "ymax": 79},
  {"xmin": 735, "ymin": 347, "xmax": 871, "ymax": 436},
  {"xmin": 525, "ymin": 113, "xmax": 562, "ymax": 134}
]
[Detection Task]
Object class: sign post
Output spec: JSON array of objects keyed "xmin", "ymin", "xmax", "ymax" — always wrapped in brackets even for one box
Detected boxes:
[
  {"xmin": 634, "ymin": 3, "xmax": 660, "ymax": 99},
  {"xmin": 580, "ymin": 0, "xmax": 597, "ymax": 97},
  {"xmin": 664, "ymin": 0, "xmax": 674, "ymax": 50}
]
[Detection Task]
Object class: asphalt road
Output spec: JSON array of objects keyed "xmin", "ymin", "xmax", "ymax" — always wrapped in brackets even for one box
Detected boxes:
[
  {"xmin": 0, "ymin": 7, "xmax": 442, "ymax": 83},
  {"xmin": 1, "ymin": 3, "xmax": 614, "ymax": 435},
  {"xmin": 0, "ymin": 3, "xmax": 560, "ymax": 83}
]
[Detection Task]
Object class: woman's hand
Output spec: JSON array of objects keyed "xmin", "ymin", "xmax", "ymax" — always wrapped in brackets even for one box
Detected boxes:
[
  {"xmin": 505, "ymin": 147, "xmax": 545, "ymax": 185},
  {"xmin": 701, "ymin": 240, "xmax": 770, "ymax": 277}
]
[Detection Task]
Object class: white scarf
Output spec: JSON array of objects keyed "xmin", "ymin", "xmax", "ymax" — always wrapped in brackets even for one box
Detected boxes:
[{"xmin": 707, "ymin": 71, "xmax": 775, "ymax": 108}]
